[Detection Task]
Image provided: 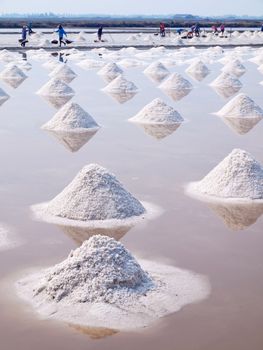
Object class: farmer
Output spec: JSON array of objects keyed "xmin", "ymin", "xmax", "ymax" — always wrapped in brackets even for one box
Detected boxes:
[
  {"xmin": 194, "ymin": 23, "xmax": 200, "ymax": 37},
  {"xmin": 261, "ymin": 24, "xmax": 263, "ymax": 32},
  {"xmin": 97, "ymin": 26, "xmax": 103, "ymax": 41},
  {"xmin": 56, "ymin": 24, "xmax": 67, "ymax": 47},
  {"xmin": 160, "ymin": 22, "xmax": 166, "ymax": 37},
  {"xmin": 21, "ymin": 25, "xmax": 28, "ymax": 47},
  {"xmin": 220, "ymin": 23, "xmax": 225, "ymax": 36}
]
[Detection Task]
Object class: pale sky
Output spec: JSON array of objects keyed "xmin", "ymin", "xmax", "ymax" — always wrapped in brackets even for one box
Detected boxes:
[{"xmin": 0, "ymin": 0, "xmax": 262, "ymax": 16}]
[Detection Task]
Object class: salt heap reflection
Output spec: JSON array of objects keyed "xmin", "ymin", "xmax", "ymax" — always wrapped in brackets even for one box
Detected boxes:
[{"xmin": 207, "ymin": 201, "xmax": 263, "ymax": 231}]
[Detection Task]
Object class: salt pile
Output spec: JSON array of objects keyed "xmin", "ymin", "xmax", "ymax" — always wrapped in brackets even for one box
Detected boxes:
[
  {"xmin": 117, "ymin": 58, "xmax": 145, "ymax": 68},
  {"xmin": 159, "ymin": 73, "xmax": 193, "ymax": 91},
  {"xmin": 77, "ymin": 59, "xmax": 105, "ymax": 70},
  {"xmin": 33, "ymin": 164, "xmax": 148, "ymax": 226},
  {"xmin": 185, "ymin": 60, "xmax": 210, "ymax": 81},
  {"xmin": 143, "ymin": 62, "xmax": 169, "ymax": 82},
  {"xmin": 49, "ymin": 64, "xmax": 77, "ymax": 84},
  {"xmin": 0, "ymin": 65, "xmax": 27, "ymax": 81},
  {"xmin": 187, "ymin": 149, "xmax": 263, "ymax": 201},
  {"xmin": 97, "ymin": 62, "xmax": 123, "ymax": 81},
  {"xmin": 42, "ymin": 102, "xmax": 99, "ymax": 133},
  {"xmin": 17, "ymin": 235, "xmax": 209, "ymax": 330},
  {"xmin": 0, "ymin": 87, "xmax": 10, "ymax": 106},
  {"xmin": 129, "ymin": 98, "xmax": 184, "ymax": 125},
  {"xmin": 102, "ymin": 75, "xmax": 138, "ymax": 94},
  {"xmin": 42, "ymin": 60, "xmax": 62, "ymax": 72},
  {"xmin": 37, "ymin": 78, "xmax": 75, "ymax": 99},
  {"xmin": 215, "ymin": 93, "xmax": 263, "ymax": 119},
  {"xmin": 210, "ymin": 72, "xmax": 242, "ymax": 89},
  {"xmin": 221, "ymin": 59, "xmax": 246, "ymax": 77}
]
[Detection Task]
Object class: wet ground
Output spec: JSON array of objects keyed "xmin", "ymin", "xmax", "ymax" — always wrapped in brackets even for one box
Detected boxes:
[{"xmin": 0, "ymin": 47, "xmax": 263, "ymax": 349}]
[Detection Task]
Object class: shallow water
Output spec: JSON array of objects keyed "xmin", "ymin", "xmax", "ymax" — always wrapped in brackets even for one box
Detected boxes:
[{"xmin": 0, "ymin": 49, "xmax": 263, "ymax": 349}]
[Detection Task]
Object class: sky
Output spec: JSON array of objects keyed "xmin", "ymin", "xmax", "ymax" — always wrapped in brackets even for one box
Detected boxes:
[{"xmin": 0, "ymin": 0, "xmax": 262, "ymax": 16}]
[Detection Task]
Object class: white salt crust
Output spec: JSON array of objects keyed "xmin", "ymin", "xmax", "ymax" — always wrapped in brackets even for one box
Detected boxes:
[
  {"xmin": 215, "ymin": 93, "xmax": 263, "ymax": 118},
  {"xmin": 41, "ymin": 102, "xmax": 100, "ymax": 133},
  {"xmin": 0, "ymin": 225, "xmax": 21, "ymax": 251},
  {"xmin": 77, "ymin": 59, "xmax": 105, "ymax": 70},
  {"xmin": 16, "ymin": 235, "xmax": 210, "ymax": 331},
  {"xmin": 102, "ymin": 75, "xmax": 138, "ymax": 94},
  {"xmin": 129, "ymin": 98, "xmax": 184, "ymax": 125},
  {"xmin": 37, "ymin": 78, "xmax": 75, "ymax": 97},
  {"xmin": 186, "ymin": 149, "xmax": 263, "ymax": 203},
  {"xmin": 186, "ymin": 60, "xmax": 210, "ymax": 76}
]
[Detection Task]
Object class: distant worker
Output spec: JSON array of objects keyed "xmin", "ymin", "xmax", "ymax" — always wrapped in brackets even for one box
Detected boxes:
[
  {"xmin": 212, "ymin": 25, "xmax": 218, "ymax": 35},
  {"xmin": 160, "ymin": 22, "xmax": 166, "ymax": 37},
  {"xmin": 28, "ymin": 23, "xmax": 33, "ymax": 35},
  {"xmin": 21, "ymin": 25, "xmax": 28, "ymax": 47},
  {"xmin": 56, "ymin": 24, "xmax": 67, "ymax": 47},
  {"xmin": 220, "ymin": 24, "xmax": 225, "ymax": 36},
  {"xmin": 97, "ymin": 26, "xmax": 103, "ymax": 41},
  {"xmin": 261, "ymin": 23, "xmax": 263, "ymax": 32},
  {"xmin": 194, "ymin": 23, "xmax": 200, "ymax": 37}
]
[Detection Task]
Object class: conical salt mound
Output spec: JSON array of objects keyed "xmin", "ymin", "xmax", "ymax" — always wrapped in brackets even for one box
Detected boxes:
[
  {"xmin": 42, "ymin": 102, "xmax": 99, "ymax": 132},
  {"xmin": 215, "ymin": 93, "xmax": 263, "ymax": 118},
  {"xmin": 42, "ymin": 60, "xmax": 62, "ymax": 72},
  {"xmin": 102, "ymin": 75, "xmax": 138, "ymax": 94},
  {"xmin": 0, "ymin": 87, "xmax": 10, "ymax": 106},
  {"xmin": 49, "ymin": 64, "xmax": 77, "ymax": 83},
  {"xmin": 143, "ymin": 62, "xmax": 169, "ymax": 80},
  {"xmin": 221, "ymin": 59, "xmax": 246, "ymax": 77},
  {"xmin": 0, "ymin": 65, "xmax": 27, "ymax": 81},
  {"xmin": 97, "ymin": 62, "xmax": 123, "ymax": 81},
  {"xmin": 129, "ymin": 98, "xmax": 184, "ymax": 125},
  {"xmin": 32, "ymin": 235, "xmax": 153, "ymax": 303},
  {"xmin": 159, "ymin": 73, "xmax": 193, "ymax": 91},
  {"xmin": 44, "ymin": 164, "xmax": 146, "ymax": 221},
  {"xmin": 192, "ymin": 149, "xmax": 263, "ymax": 200},
  {"xmin": 186, "ymin": 60, "xmax": 210, "ymax": 77},
  {"xmin": 210, "ymin": 72, "xmax": 242, "ymax": 88},
  {"xmin": 37, "ymin": 78, "xmax": 75, "ymax": 97}
]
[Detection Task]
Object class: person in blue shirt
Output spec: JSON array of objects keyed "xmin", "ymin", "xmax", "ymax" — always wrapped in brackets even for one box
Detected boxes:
[
  {"xmin": 56, "ymin": 24, "xmax": 67, "ymax": 47},
  {"xmin": 21, "ymin": 25, "xmax": 28, "ymax": 47},
  {"xmin": 261, "ymin": 24, "xmax": 263, "ymax": 32}
]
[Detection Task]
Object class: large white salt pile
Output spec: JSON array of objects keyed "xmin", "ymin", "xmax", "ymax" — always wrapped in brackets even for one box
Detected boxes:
[
  {"xmin": 97, "ymin": 62, "xmax": 123, "ymax": 81},
  {"xmin": 49, "ymin": 64, "xmax": 77, "ymax": 84},
  {"xmin": 42, "ymin": 102, "xmax": 99, "ymax": 133},
  {"xmin": 221, "ymin": 59, "xmax": 246, "ymax": 77},
  {"xmin": 42, "ymin": 60, "xmax": 62, "ymax": 72},
  {"xmin": 129, "ymin": 98, "xmax": 184, "ymax": 125},
  {"xmin": 17, "ymin": 235, "xmax": 209, "ymax": 330},
  {"xmin": 143, "ymin": 62, "xmax": 169, "ymax": 82},
  {"xmin": 102, "ymin": 75, "xmax": 138, "ymax": 94},
  {"xmin": 117, "ymin": 58, "xmax": 145, "ymax": 68},
  {"xmin": 185, "ymin": 60, "xmax": 210, "ymax": 81},
  {"xmin": 37, "ymin": 78, "xmax": 75, "ymax": 99},
  {"xmin": 33, "ymin": 164, "xmax": 147, "ymax": 225},
  {"xmin": 187, "ymin": 149, "xmax": 263, "ymax": 201},
  {"xmin": 0, "ymin": 65, "xmax": 27, "ymax": 81},
  {"xmin": 159, "ymin": 73, "xmax": 193, "ymax": 91},
  {"xmin": 0, "ymin": 87, "xmax": 10, "ymax": 106},
  {"xmin": 215, "ymin": 93, "xmax": 263, "ymax": 119},
  {"xmin": 210, "ymin": 72, "xmax": 242, "ymax": 89}
]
